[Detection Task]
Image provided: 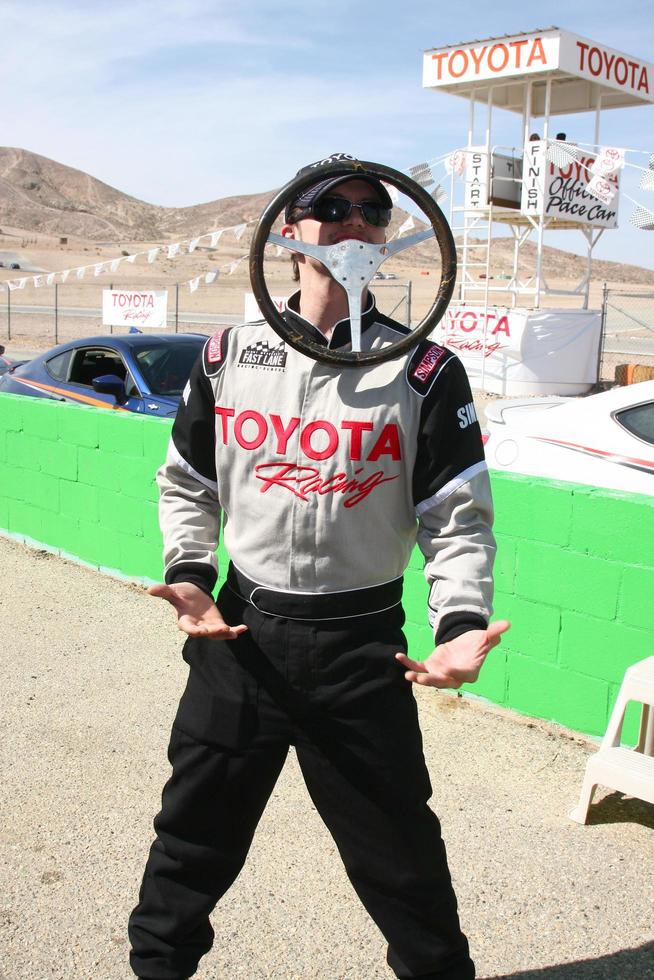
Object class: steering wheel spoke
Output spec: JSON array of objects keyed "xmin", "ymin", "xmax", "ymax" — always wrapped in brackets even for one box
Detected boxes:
[
  {"xmin": 267, "ymin": 233, "xmax": 320, "ymax": 259},
  {"xmin": 250, "ymin": 160, "xmax": 456, "ymax": 366},
  {"xmin": 344, "ymin": 287, "xmax": 365, "ymax": 353},
  {"xmin": 384, "ymin": 227, "xmax": 435, "ymax": 256}
]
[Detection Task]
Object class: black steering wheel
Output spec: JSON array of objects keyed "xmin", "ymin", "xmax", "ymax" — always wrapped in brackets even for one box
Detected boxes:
[{"xmin": 249, "ymin": 159, "xmax": 456, "ymax": 367}]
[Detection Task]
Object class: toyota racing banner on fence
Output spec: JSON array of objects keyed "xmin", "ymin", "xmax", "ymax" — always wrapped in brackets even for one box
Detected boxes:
[
  {"xmin": 244, "ymin": 292, "xmax": 289, "ymax": 323},
  {"xmin": 102, "ymin": 290, "xmax": 168, "ymax": 329},
  {"xmin": 520, "ymin": 141, "xmax": 620, "ymax": 228},
  {"xmin": 432, "ymin": 306, "xmax": 602, "ymax": 396}
]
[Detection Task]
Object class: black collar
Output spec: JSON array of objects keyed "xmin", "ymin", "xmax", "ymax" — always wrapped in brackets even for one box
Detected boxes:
[{"xmin": 283, "ymin": 290, "xmax": 377, "ymax": 349}]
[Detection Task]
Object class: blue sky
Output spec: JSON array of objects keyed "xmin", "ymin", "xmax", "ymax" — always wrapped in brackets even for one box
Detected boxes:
[{"xmin": 2, "ymin": 0, "xmax": 654, "ymax": 266}]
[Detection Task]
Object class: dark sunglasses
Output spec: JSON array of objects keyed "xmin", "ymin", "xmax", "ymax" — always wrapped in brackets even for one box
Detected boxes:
[{"xmin": 295, "ymin": 195, "xmax": 392, "ymax": 228}]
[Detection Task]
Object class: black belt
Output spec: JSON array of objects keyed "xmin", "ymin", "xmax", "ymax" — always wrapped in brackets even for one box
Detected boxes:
[{"xmin": 226, "ymin": 564, "xmax": 403, "ymax": 621}]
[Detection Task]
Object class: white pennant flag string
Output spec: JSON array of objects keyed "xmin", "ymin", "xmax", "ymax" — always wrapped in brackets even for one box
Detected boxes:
[
  {"xmin": 397, "ymin": 215, "xmax": 415, "ymax": 237},
  {"xmin": 0, "ymin": 217, "xmax": 258, "ymax": 291},
  {"xmin": 382, "ymin": 182, "xmax": 400, "ymax": 205},
  {"xmin": 408, "ymin": 162, "xmax": 435, "ymax": 189},
  {"xmin": 586, "ymin": 174, "xmax": 617, "ymax": 205},
  {"xmin": 546, "ymin": 140, "xmax": 582, "ymax": 169},
  {"xmin": 445, "ymin": 150, "xmax": 466, "ymax": 177},
  {"xmin": 205, "ymin": 270, "xmax": 219, "ymax": 284},
  {"xmin": 629, "ymin": 204, "xmax": 654, "ymax": 230},
  {"xmin": 640, "ymin": 170, "xmax": 654, "ymax": 191},
  {"xmin": 189, "ymin": 276, "xmax": 200, "ymax": 293},
  {"xmin": 591, "ymin": 146, "xmax": 625, "ymax": 178}
]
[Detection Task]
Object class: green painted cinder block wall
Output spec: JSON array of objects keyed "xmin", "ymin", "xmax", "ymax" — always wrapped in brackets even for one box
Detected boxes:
[
  {"xmin": 0, "ymin": 394, "xmax": 169, "ymax": 580},
  {"xmin": 1, "ymin": 392, "xmax": 653, "ymax": 740}
]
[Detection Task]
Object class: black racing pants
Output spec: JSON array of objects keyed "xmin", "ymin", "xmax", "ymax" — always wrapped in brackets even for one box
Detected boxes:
[{"xmin": 128, "ymin": 584, "xmax": 475, "ymax": 980}]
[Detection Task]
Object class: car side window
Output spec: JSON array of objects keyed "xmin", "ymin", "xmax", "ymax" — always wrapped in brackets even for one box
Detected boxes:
[
  {"xmin": 45, "ymin": 350, "xmax": 73, "ymax": 382},
  {"xmin": 124, "ymin": 372, "xmax": 139, "ymax": 398},
  {"xmin": 69, "ymin": 348, "xmax": 128, "ymax": 388},
  {"xmin": 615, "ymin": 403, "xmax": 654, "ymax": 446}
]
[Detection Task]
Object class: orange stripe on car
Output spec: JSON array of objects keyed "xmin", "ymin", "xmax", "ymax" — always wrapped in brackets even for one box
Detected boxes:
[{"xmin": 12, "ymin": 377, "xmax": 128, "ymax": 411}]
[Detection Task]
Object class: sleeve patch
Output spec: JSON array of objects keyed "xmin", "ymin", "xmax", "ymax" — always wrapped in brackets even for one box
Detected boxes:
[
  {"xmin": 203, "ymin": 329, "xmax": 230, "ymax": 377},
  {"xmin": 207, "ymin": 330, "xmax": 225, "ymax": 363},
  {"xmin": 407, "ymin": 341, "xmax": 452, "ymax": 395},
  {"xmin": 413, "ymin": 343, "xmax": 447, "ymax": 382}
]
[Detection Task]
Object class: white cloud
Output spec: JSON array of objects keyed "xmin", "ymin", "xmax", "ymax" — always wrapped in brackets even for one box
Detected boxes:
[
  {"xmin": 3, "ymin": 54, "xmax": 453, "ymax": 204},
  {"xmin": 0, "ymin": 0, "xmax": 313, "ymax": 91}
]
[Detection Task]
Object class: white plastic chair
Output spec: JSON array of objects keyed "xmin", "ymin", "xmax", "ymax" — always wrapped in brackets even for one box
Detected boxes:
[{"xmin": 569, "ymin": 656, "xmax": 654, "ymax": 824}]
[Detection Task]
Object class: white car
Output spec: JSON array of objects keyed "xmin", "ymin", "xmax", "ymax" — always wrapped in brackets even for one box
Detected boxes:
[{"xmin": 484, "ymin": 380, "xmax": 654, "ymax": 496}]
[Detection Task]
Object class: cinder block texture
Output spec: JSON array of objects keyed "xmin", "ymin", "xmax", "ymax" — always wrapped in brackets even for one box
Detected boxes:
[
  {"xmin": 0, "ymin": 393, "xmax": 166, "ymax": 585},
  {"xmin": 488, "ymin": 472, "xmax": 654, "ymax": 736}
]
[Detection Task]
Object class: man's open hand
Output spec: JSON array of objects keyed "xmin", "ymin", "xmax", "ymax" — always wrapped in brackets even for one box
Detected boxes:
[
  {"xmin": 395, "ymin": 620, "xmax": 510, "ymax": 689},
  {"xmin": 148, "ymin": 582, "xmax": 248, "ymax": 639}
]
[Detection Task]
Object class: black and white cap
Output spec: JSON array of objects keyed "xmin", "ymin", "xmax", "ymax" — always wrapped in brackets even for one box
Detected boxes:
[{"xmin": 284, "ymin": 152, "xmax": 393, "ymax": 223}]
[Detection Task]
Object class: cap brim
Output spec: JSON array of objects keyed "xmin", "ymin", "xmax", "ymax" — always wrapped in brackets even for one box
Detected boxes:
[
  {"xmin": 287, "ymin": 173, "xmax": 393, "ymax": 221},
  {"xmin": 313, "ymin": 175, "xmax": 393, "ymax": 209}
]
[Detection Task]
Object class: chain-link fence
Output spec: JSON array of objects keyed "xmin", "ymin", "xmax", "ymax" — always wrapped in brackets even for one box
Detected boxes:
[
  {"xmin": 371, "ymin": 280, "xmax": 412, "ymax": 326},
  {"xmin": 0, "ymin": 278, "xmax": 413, "ymax": 350},
  {"xmin": 599, "ymin": 286, "xmax": 654, "ymax": 384},
  {"xmin": 0, "ymin": 280, "xmax": 244, "ymax": 348}
]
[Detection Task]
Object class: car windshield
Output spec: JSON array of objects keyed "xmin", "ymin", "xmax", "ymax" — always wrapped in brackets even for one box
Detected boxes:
[
  {"xmin": 135, "ymin": 340, "xmax": 204, "ymax": 396},
  {"xmin": 615, "ymin": 401, "xmax": 654, "ymax": 446}
]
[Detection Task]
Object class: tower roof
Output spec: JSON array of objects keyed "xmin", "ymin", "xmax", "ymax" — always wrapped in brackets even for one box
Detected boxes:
[{"xmin": 423, "ymin": 28, "xmax": 654, "ymax": 114}]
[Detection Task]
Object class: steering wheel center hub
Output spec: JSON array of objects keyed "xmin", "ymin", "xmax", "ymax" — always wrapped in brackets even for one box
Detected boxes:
[{"xmin": 324, "ymin": 240, "xmax": 384, "ymax": 287}]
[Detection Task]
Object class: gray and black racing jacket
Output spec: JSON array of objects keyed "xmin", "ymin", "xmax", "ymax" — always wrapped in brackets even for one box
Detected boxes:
[{"xmin": 157, "ymin": 293, "xmax": 496, "ymax": 644}]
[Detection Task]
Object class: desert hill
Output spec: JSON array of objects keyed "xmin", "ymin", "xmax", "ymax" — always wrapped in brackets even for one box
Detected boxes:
[
  {"xmin": 0, "ymin": 147, "xmax": 276, "ymax": 241},
  {"xmin": 461, "ymin": 237, "xmax": 654, "ymax": 286},
  {"xmin": 2, "ymin": 146, "xmax": 654, "ymax": 285}
]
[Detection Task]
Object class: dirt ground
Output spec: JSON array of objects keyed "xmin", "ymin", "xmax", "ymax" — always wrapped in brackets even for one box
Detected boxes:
[{"xmin": 1, "ymin": 534, "xmax": 654, "ymax": 979}]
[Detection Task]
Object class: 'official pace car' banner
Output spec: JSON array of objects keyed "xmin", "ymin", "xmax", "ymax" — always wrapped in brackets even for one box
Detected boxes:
[
  {"xmin": 433, "ymin": 305, "xmax": 602, "ymax": 395},
  {"xmin": 521, "ymin": 142, "xmax": 620, "ymax": 227},
  {"xmin": 102, "ymin": 290, "xmax": 168, "ymax": 329}
]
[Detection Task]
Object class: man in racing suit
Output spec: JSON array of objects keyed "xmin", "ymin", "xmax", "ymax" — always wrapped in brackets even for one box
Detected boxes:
[{"xmin": 129, "ymin": 154, "xmax": 509, "ymax": 980}]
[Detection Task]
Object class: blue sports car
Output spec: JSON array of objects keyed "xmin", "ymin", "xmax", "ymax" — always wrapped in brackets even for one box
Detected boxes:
[{"xmin": 0, "ymin": 333, "xmax": 208, "ymax": 418}]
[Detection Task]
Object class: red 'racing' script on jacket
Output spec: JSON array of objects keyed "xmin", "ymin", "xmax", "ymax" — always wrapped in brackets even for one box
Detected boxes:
[{"xmin": 214, "ymin": 407, "xmax": 402, "ymax": 507}]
